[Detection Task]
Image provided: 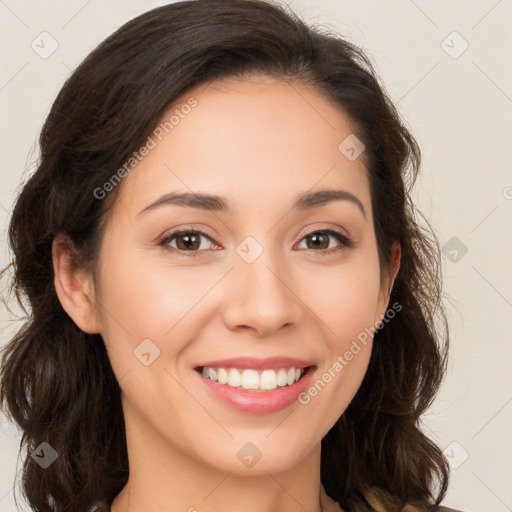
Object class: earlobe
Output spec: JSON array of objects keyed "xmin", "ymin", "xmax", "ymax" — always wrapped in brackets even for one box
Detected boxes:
[{"xmin": 52, "ymin": 233, "xmax": 101, "ymax": 334}]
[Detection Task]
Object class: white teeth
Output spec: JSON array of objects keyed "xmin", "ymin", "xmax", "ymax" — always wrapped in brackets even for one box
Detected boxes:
[
  {"xmin": 217, "ymin": 368, "xmax": 228, "ymax": 384},
  {"xmin": 227, "ymin": 368, "xmax": 242, "ymax": 387},
  {"xmin": 276, "ymin": 369, "xmax": 287, "ymax": 386},
  {"xmin": 201, "ymin": 366, "xmax": 306, "ymax": 391},
  {"xmin": 260, "ymin": 370, "xmax": 277, "ymax": 390},
  {"xmin": 241, "ymin": 369, "xmax": 259, "ymax": 390}
]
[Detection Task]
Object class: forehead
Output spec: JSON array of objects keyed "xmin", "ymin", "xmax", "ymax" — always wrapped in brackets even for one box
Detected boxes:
[{"xmin": 113, "ymin": 75, "xmax": 371, "ymax": 219}]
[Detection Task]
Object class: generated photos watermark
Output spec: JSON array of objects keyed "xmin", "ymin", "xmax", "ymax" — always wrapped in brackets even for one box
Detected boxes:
[
  {"xmin": 93, "ymin": 97, "xmax": 198, "ymax": 200},
  {"xmin": 298, "ymin": 301, "xmax": 402, "ymax": 405}
]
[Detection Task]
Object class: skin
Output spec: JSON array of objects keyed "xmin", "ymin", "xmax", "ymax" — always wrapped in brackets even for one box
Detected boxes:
[{"xmin": 53, "ymin": 75, "xmax": 400, "ymax": 512}]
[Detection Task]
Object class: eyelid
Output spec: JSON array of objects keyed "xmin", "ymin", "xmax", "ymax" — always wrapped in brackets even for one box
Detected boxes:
[
  {"xmin": 158, "ymin": 223, "xmax": 217, "ymax": 239},
  {"xmin": 300, "ymin": 224, "xmax": 350, "ymax": 239}
]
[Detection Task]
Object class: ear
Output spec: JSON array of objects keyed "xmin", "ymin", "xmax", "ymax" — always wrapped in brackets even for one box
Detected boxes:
[
  {"xmin": 375, "ymin": 241, "xmax": 401, "ymax": 327},
  {"xmin": 52, "ymin": 233, "xmax": 101, "ymax": 334}
]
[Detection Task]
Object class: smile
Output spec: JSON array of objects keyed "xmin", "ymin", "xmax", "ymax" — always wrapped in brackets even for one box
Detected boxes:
[
  {"xmin": 194, "ymin": 365, "xmax": 317, "ymax": 414},
  {"xmin": 200, "ymin": 366, "xmax": 307, "ymax": 391}
]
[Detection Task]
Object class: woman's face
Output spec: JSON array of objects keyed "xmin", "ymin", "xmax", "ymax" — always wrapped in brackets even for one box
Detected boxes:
[{"xmin": 84, "ymin": 76, "xmax": 399, "ymax": 476}]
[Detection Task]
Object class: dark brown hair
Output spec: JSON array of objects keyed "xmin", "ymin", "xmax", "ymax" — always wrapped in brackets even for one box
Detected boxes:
[{"xmin": 0, "ymin": 1, "xmax": 450, "ymax": 511}]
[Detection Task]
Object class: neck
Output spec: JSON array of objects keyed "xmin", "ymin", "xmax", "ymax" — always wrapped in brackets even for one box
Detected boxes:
[{"xmin": 110, "ymin": 400, "xmax": 343, "ymax": 512}]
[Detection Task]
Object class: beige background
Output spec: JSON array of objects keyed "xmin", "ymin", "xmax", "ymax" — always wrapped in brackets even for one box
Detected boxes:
[{"xmin": 1, "ymin": 1, "xmax": 511, "ymax": 511}]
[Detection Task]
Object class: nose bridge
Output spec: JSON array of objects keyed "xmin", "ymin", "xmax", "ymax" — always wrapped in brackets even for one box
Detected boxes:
[{"xmin": 222, "ymin": 235, "xmax": 302, "ymax": 335}]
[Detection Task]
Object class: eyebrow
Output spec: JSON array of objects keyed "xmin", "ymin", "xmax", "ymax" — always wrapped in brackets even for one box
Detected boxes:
[{"xmin": 136, "ymin": 188, "xmax": 366, "ymax": 219}]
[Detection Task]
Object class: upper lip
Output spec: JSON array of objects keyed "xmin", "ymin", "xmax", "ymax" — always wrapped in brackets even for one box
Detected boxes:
[{"xmin": 195, "ymin": 356, "xmax": 316, "ymax": 370}]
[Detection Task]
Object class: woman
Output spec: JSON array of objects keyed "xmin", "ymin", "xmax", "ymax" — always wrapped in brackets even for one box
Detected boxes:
[{"xmin": 0, "ymin": 1, "xmax": 463, "ymax": 511}]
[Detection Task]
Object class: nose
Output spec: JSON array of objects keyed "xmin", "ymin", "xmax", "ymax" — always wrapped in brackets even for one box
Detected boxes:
[{"xmin": 221, "ymin": 250, "xmax": 303, "ymax": 337}]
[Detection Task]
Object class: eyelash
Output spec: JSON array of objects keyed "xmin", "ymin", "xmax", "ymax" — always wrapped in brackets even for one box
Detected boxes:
[{"xmin": 158, "ymin": 227, "xmax": 353, "ymax": 258}]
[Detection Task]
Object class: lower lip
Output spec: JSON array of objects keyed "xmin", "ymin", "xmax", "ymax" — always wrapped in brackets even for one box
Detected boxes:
[{"xmin": 195, "ymin": 366, "xmax": 316, "ymax": 414}]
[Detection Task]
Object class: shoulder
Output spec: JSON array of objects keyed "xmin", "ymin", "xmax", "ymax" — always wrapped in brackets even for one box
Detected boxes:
[
  {"xmin": 361, "ymin": 487, "xmax": 465, "ymax": 512},
  {"xmin": 403, "ymin": 505, "xmax": 464, "ymax": 512}
]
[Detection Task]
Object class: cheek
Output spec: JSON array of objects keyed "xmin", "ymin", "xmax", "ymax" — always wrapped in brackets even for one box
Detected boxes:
[
  {"xmin": 95, "ymin": 242, "xmax": 224, "ymax": 369},
  {"xmin": 305, "ymin": 256, "xmax": 382, "ymax": 344},
  {"xmin": 105, "ymin": 262, "xmax": 209, "ymax": 333},
  {"xmin": 329, "ymin": 277, "xmax": 380, "ymax": 344},
  {"xmin": 302, "ymin": 253, "xmax": 381, "ymax": 404},
  {"xmin": 300, "ymin": 269, "xmax": 378, "ymax": 423}
]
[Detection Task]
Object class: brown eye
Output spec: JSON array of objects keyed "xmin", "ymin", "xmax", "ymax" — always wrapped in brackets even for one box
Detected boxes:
[
  {"xmin": 296, "ymin": 229, "xmax": 352, "ymax": 254},
  {"xmin": 174, "ymin": 232, "xmax": 201, "ymax": 250},
  {"xmin": 159, "ymin": 229, "xmax": 218, "ymax": 256},
  {"xmin": 305, "ymin": 232, "xmax": 330, "ymax": 250}
]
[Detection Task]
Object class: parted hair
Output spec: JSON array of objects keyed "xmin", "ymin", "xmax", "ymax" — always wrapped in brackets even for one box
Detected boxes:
[{"xmin": 0, "ymin": 1, "xmax": 450, "ymax": 511}]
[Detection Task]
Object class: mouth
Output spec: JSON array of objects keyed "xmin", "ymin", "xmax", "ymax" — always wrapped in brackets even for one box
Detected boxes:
[
  {"xmin": 194, "ymin": 363, "xmax": 317, "ymax": 414},
  {"xmin": 194, "ymin": 365, "xmax": 316, "ymax": 392}
]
